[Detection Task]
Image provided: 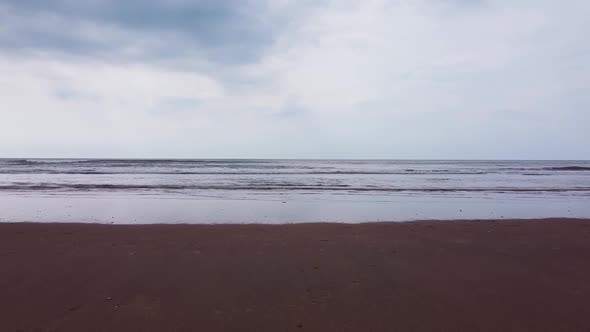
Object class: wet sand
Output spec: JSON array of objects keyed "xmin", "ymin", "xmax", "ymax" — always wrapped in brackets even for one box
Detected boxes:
[{"xmin": 2, "ymin": 219, "xmax": 590, "ymax": 331}]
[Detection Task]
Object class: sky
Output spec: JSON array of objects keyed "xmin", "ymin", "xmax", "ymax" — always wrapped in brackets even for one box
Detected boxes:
[{"xmin": 0, "ymin": 0, "xmax": 588, "ymax": 159}]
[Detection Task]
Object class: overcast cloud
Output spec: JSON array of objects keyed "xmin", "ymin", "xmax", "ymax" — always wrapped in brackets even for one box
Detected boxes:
[{"xmin": 1, "ymin": 0, "xmax": 588, "ymax": 159}]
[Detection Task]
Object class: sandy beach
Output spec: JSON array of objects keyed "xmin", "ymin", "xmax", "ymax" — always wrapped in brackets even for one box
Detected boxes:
[{"xmin": 2, "ymin": 219, "xmax": 590, "ymax": 331}]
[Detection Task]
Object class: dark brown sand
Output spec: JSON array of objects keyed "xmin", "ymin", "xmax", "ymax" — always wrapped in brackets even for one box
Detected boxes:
[{"xmin": 2, "ymin": 219, "xmax": 590, "ymax": 332}]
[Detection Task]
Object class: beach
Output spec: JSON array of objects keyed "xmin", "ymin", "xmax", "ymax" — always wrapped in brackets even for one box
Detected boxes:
[
  {"xmin": 2, "ymin": 218, "xmax": 590, "ymax": 331},
  {"xmin": 4, "ymin": 0, "xmax": 590, "ymax": 329}
]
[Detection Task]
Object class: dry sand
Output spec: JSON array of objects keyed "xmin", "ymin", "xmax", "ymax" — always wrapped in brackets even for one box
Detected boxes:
[{"xmin": 2, "ymin": 219, "xmax": 590, "ymax": 331}]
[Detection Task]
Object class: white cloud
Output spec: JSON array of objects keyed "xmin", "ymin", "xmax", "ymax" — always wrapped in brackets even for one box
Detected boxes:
[{"xmin": 0, "ymin": 0, "xmax": 588, "ymax": 158}]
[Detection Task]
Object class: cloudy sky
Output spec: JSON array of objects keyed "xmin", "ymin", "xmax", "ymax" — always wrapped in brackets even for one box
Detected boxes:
[{"xmin": 0, "ymin": 0, "xmax": 588, "ymax": 159}]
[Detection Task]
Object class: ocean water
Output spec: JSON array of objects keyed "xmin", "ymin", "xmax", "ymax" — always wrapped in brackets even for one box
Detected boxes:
[{"xmin": 0, "ymin": 159, "xmax": 589, "ymax": 223}]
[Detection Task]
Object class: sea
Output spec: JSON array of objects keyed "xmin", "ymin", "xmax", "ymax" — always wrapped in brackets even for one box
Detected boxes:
[{"xmin": 1, "ymin": 159, "xmax": 589, "ymax": 224}]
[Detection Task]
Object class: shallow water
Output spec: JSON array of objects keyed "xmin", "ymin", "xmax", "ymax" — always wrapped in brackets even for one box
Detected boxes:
[{"xmin": 0, "ymin": 159, "xmax": 589, "ymax": 223}]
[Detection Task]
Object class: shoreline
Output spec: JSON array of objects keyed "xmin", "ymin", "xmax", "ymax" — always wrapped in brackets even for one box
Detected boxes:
[
  {"xmin": 2, "ymin": 216, "xmax": 589, "ymax": 225},
  {"xmin": 2, "ymin": 218, "xmax": 590, "ymax": 331},
  {"xmin": 2, "ymin": 192, "xmax": 589, "ymax": 224}
]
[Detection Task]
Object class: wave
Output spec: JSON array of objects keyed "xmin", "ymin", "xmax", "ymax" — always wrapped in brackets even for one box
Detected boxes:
[
  {"xmin": 0, "ymin": 169, "xmax": 491, "ymax": 175},
  {"xmin": 2, "ymin": 159, "xmax": 93, "ymax": 165},
  {"xmin": 1, "ymin": 183, "xmax": 589, "ymax": 193},
  {"xmin": 0, "ymin": 159, "xmax": 278, "ymax": 165},
  {"xmin": 2, "ymin": 160, "xmax": 589, "ymax": 174},
  {"xmin": 544, "ymin": 166, "xmax": 590, "ymax": 171}
]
